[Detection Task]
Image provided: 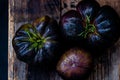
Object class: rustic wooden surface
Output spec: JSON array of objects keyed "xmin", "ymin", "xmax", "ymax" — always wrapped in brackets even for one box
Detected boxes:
[{"xmin": 8, "ymin": 0, "xmax": 120, "ymax": 80}]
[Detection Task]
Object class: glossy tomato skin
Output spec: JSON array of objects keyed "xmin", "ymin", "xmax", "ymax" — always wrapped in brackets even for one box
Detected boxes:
[
  {"xmin": 12, "ymin": 16, "xmax": 60, "ymax": 65},
  {"xmin": 12, "ymin": 24, "xmax": 37, "ymax": 64},
  {"xmin": 60, "ymin": 0, "xmax": 120, "ymax": 51},
  {"xmin": 87, "ymin": 6, "xmax": 120, "ymax": 51},
  {"xmin": 76, "ymin": 0, "xmax": 100, "ymax": 21},
  {"xmin": 60, "ymin": 10, "xmax": 85, "ymax": 48},
  {"xmin": 60, "ymin": 10, "xmax": 83, "ymax": 39}
]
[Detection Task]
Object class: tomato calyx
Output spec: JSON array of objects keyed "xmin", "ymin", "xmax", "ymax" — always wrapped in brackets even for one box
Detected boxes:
[
  {"xmin": 78, "ymin": 15, "xmax": 98, "ymax": 38},
  {"xmin": 25, "ymin": 28, "xmax": 46, "ymax": 51}
]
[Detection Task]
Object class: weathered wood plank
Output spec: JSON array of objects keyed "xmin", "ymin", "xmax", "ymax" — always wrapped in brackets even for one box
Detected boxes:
[
  {"xmin": 10, "ymin": 0, "xmax": 60, "ymax": 22},
  {"xmin": 9, "ymin": 0, "xmax": 120, "ymax": 80},
  {"xmin": 8, "ymin": 0, "xmax": 28, "ymax": 80},
  {"xmin": 8, "ymin": 0, "xmax": 15, "ymax": 79}
]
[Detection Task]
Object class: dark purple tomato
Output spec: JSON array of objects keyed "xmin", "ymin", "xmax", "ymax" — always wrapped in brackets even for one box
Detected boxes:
[
  {"xmin": 60, "ymin": 10, "xmax": 84, "ymax": 44},
  {"xmin": 60, "ymin": 0, "xmax": 120, "ymax": 51},
  {"xmin": 57, "ymin": 48, "xmax": 93, "ymax": 80},
  {"xmin": 12, "ymin": 16, "xmax": 60, "ymax": 65}
]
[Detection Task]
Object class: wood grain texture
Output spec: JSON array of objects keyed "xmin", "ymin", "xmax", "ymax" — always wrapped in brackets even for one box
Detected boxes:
[
  {"xmin": 8, "ymin": 0, "xmax": 120, "ymax": 80},
  {"xmin": 8, "ymin": 1, "xmax": 28, "ymax": 80}
]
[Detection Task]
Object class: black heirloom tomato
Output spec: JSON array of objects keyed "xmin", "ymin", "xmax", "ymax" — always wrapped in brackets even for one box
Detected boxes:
[
  {"xmin": 12, "ymin": 16, "xmax": 60, "ymax": 65},
  {"xmin": 60, "ymin": 0, "xmax": 120, "ymax": 51}
]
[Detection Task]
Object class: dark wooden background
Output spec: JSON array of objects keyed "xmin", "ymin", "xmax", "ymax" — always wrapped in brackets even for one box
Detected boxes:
[{"xmin": 8, "ymin": 0, "xmax": 120, "ymax": 80}]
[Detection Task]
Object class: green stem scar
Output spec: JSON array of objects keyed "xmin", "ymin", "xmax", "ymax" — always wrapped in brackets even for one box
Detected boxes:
[
  {"xmin": 26, "ymin": 29, "xmax": 46, "ymax": 51},
  {"xmin": 78, "ymin": 15, "xmax": 97, "ymax": 38}
]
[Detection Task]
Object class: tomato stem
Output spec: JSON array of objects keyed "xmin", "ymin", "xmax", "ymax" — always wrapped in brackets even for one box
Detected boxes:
[{"xmin": 78, "ymin": 15, "xmax": 96, "ymax": 38}]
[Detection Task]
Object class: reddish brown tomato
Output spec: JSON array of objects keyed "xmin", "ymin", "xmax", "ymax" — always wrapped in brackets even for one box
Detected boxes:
[{"xmin": 57, "ymin": 48, "xmax": 93, "ymax": 80}]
